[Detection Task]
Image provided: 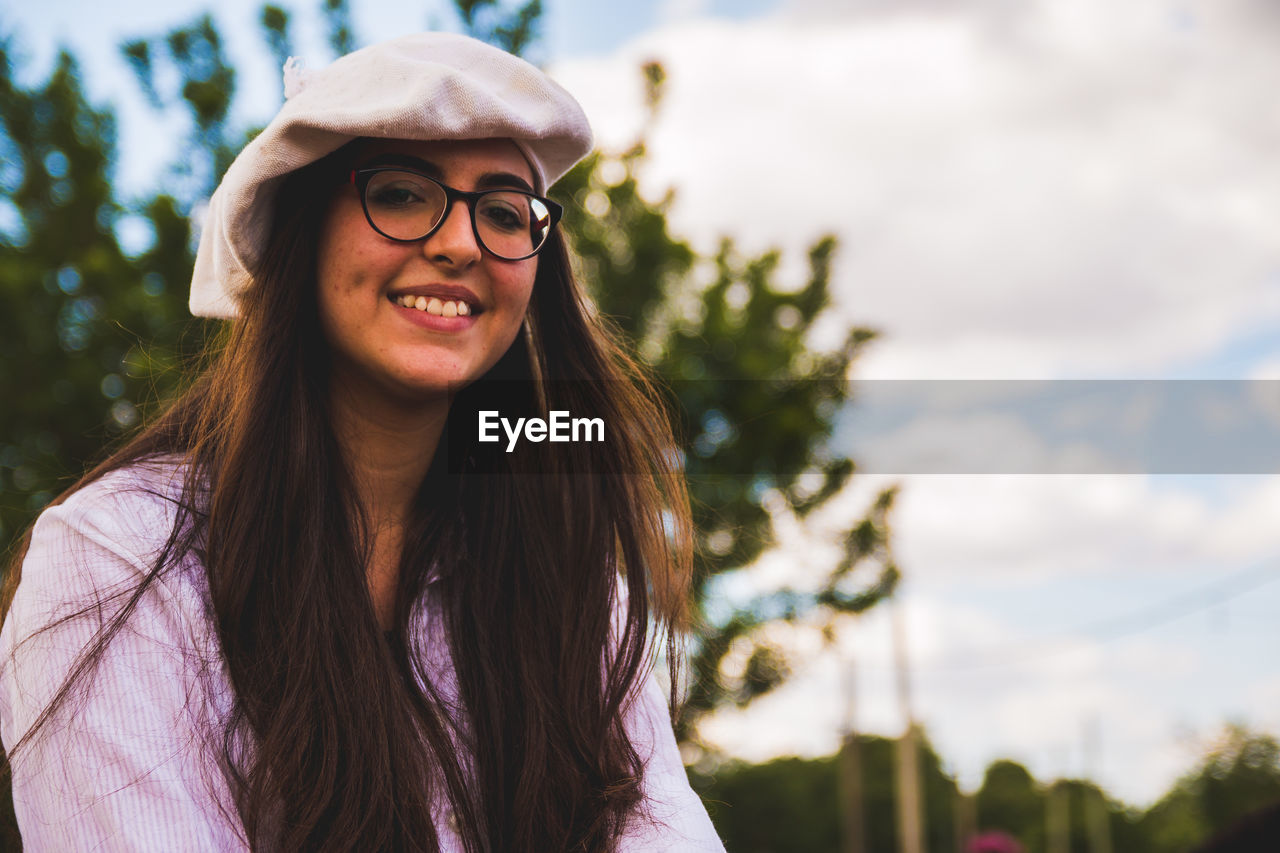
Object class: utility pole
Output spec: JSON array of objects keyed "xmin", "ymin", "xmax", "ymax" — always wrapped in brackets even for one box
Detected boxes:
[
  {"xmin": 839, "ymin": 646, "xmax": 867, "ymax": 853},
  {"xmin": 953, "ymin": 788, "xmax": 976, "ymax": 853},
  {"xmin": 1085, "ymin": 784, "xmax": 1112, "ymax": 853},
  {"xmin": 1084, "ymin": 719, "xmax": 1113, "ymax": 853},
  {"xmin": 1046, "ymin": 779, "xmax": 1070, "ymax": 853},
  {"xmin": 957, "ymin": 783, "xmax": 972, "ymax": 850},
  {"xmin": 892, "ymin": 600, "xmax": 926, "ymax": 853}
]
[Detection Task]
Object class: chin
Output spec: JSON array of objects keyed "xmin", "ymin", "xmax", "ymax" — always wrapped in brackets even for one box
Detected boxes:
[
  {"xmin": 392, "ymin": 355, "xmax": 473, "ymax": 389},
  {"xmin": 397, "ymin": 374, "xmax": 470, "ymax": 397}
]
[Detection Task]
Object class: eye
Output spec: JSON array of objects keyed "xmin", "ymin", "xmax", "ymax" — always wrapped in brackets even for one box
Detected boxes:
[
  {"xmin": 365, "ymin": 172, "xmax": 440, "ymax": 210},
  {"xmin": 371, "ymin": 185, "xmax": 422, "ymax": 206},
  {"xmin": 477, "ymin": 193, "xmax": 530, "ymax": 232}
]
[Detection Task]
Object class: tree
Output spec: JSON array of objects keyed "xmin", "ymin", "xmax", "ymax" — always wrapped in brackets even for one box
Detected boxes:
[
  {"xmin": 0, "ymin": 30, "xmax": 151, "ymax": 850},
  {"xmin": 0, "ymin": 36, "xmax": 168, "ymax": 555},
  {"xmin": 976, "ymin": 760, "xmax": 1044, "ymax": 849},
  {"xmin": 1137, "ymin": 724, "xmax": 1280, "ymax": 853},
  {"xmin": 689, "ymin": 733, "xmax": 961, "ymax": 853},
  {"xmin": 549, "ymin": 60, "xmax": 898, "ymax": 746}
]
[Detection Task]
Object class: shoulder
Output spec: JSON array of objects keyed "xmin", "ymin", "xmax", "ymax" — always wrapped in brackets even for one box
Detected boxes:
[
  {"xmin": 49, "ymin": 456, "xmax": 190, "ymax": 550},
  {"xmin": 7, "ymin": 455, "xmax": 208, "ymax": 641},
  {"xmin": 618, "ymin": 671, "xmax": 726, "ymax": 851},
  {"xmin": 26, "ymin": 456, "xmax": 195, "ymax": 582},
  {"xmin": 0, "ymin": 459, "xmax": 243, "ymax": 851},
  {"xmin": 2, "ymin": 455, "xmax": 217, "ymax": 711}
]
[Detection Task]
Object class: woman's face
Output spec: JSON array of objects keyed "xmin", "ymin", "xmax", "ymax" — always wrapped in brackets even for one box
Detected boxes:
[{"xmin": 316, "ymin": 137, "xmax": 539, "ymax": 404}]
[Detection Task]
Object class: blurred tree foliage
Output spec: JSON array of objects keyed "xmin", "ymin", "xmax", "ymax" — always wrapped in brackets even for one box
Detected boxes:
[
  {"xmin": 0, "ymin": 0, "xmax": 899, "ymax": 749},
  {"xmin": 0, "ymin": 33, "xmax": 205, "ymax": 554},
  {"xmin": 1134, "ymin": 724, "xmax": 1280, "ymax": 853},
  {"xmin": 689, "ymin": 724, "xmax": 1280, "ymax": 853},
  {"xmin": 975, "ymin": 764, "xmax": 1139, "ymax": 853},
  {"xmin": 691, "ymin": 732, "xmax": 960, "ymax": 853},
  {"xmin": 549, "ymin": 60, "xmax": 898, "ymax": 749},
  {"xmin": 968, "ymin": 724, "xmax": 1280, "ymax": 853},
  {"xmin": 976, "ymin": 760, "xmax": 1044, "ymax": 848}
]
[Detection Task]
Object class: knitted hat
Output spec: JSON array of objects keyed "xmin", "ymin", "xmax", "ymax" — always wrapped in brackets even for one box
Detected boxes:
[{"xmin": 189, "ymin": 32, "xmax": 593, "ymax": 319}]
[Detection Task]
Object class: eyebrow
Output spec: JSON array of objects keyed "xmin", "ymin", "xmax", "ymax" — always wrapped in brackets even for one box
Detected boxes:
[{"xmin": 359, "ymin": 153, "xmax": 536, "ymax": 193}]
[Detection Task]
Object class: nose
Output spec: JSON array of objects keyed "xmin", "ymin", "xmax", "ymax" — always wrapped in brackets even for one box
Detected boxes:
[{"xmin": 422, "ymin": 198, "xmax": 482, "ymax": 268}]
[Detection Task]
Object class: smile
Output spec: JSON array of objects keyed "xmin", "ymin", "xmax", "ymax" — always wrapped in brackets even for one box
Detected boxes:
[{"xmin": 393, "ymin": 293, "xmax": 474, "ymax": 317}]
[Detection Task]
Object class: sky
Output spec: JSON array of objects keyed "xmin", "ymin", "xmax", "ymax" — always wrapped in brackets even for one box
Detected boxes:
[{"xmin": 5, "ymin": 0, "xmax": 1280, "ymax": 809}]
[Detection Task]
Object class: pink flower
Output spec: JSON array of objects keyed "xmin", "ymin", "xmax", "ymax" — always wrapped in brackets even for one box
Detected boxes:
[{"xmin": 965, "ymin": 830, "xmax": 1026, "ymax": 853}]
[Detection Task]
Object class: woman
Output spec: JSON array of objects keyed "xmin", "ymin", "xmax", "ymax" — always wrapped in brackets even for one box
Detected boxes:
[{"xmin": 0, "ymin": 33, "xmax": 723, "ymax": 852}]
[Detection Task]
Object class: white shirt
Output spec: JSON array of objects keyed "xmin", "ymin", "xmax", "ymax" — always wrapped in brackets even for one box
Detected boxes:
[{"xmin": 0, "ymin": 460, "xmax": 725, "ymax": 851}]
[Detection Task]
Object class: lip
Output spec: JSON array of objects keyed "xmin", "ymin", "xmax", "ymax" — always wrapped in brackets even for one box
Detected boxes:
[
  {"xmin": 391, "ymin": 302, "xmax": 479, "ymax": 333},
  {"xmin": 387, "ymin": 284, "xmax": 484, "ymax": 332}
]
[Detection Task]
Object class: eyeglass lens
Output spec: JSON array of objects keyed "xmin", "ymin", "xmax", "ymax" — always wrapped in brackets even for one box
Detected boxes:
[{"xmin": 363, "ymin": 170, "xmax": 553, "ymax": 260}]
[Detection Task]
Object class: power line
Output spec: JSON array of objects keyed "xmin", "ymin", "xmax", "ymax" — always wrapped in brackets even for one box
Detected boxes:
[{"xmin": 901, "ymin": 560, "xmax": 1280, "ymax": 675}]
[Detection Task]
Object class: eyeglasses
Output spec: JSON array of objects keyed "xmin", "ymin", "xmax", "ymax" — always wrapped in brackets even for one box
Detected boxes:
[{"xmin": 349, "ymin": 167, "xmax": 563, "ymax": 261}]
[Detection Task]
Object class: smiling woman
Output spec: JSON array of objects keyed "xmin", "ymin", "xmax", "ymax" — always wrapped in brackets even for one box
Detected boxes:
[
  {"xmin": 0, "ymin": 33, "xmax": 724, "ymax": 853},
  {"xmin": 317, "ymin": 138, "xmax": 540, "ymax": 406}
]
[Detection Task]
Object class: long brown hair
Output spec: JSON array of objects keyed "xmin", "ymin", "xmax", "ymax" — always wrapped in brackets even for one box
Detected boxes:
[{"xmin": 1, "ymin": 146, "xmax": 694, "ymax": 852}]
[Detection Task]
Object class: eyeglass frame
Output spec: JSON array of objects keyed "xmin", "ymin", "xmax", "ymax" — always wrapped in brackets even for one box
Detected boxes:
[{"xmin": 348, "ymin": 167, "xmax": 564, "ymax": 262}]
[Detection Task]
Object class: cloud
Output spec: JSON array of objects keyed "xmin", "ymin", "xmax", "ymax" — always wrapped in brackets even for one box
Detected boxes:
[
  {"xmin": 550, "ymin": 0, "xmax": 1280, "ymax": 378},
  {"xmin": 837, "ymin": 380, "xmax": 1280, "ymax": 474},
  {"xmin": 694, "ymin": 471, "xmax": 1280, "ymax": 803},
  {"xmin": 547, "ymin": 0, "xmax": 1280, "ymax": 810},
  {"xmin": 772, "ymin": 474, "xmax": 1280, "ymax": 591},
  {"xmin": 1245, "ymin": 676, "xmax": 1280, "ymax": 732},
  {"xmin": 708, "ymin": 472, "xmax": 1280, "ymax": 604}
]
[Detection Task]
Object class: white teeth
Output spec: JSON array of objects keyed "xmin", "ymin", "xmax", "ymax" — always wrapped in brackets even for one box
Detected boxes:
[{"xmin": 396, "ymin": 295, "xmax": 473, "ymax": 317}]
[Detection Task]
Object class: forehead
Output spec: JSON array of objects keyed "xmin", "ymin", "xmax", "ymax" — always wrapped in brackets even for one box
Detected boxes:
[{"xmin": 347, "ymin": 137, "xmax": 535, "ymax": 186}]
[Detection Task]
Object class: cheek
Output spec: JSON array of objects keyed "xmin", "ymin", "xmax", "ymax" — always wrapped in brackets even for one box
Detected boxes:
[
  {"xmin": 315, "ymin": 209, "xmax": 353, "ymax": 324},
  {"xmin": 314, "ymin": 255, "xmax": 358, "ymax": 346},
  {"xmin": 496, "ymin": 264, "xmax": 537, "ymax": 330},
  {"xmin": 315, "ymin": 208, "xmax": 387, "ymax": 335}
]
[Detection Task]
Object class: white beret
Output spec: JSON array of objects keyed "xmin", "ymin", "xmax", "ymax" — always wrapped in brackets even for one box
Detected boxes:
[{"xmin": 189, "ymin": 32, "xmax": 593, "ymax": 319}]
